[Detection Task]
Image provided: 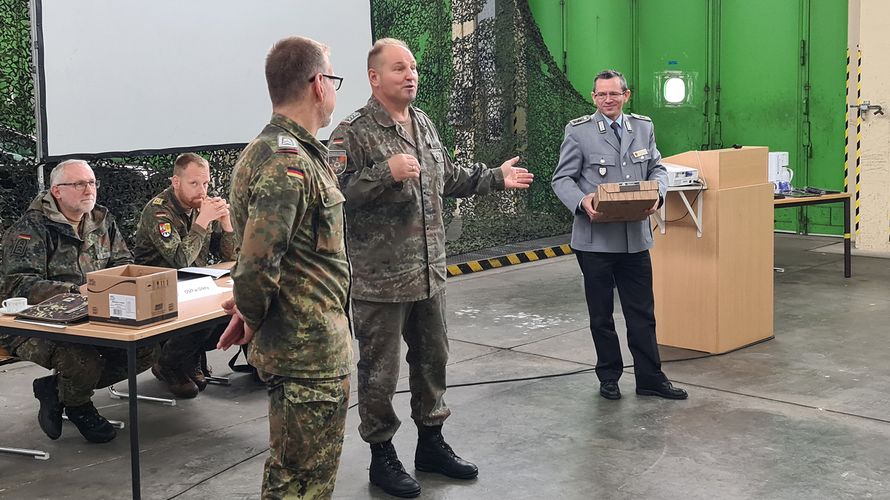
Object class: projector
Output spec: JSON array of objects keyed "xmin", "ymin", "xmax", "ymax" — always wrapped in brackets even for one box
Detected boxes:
[{"xmin": 662, "ymin": 162, "xmax": 699, "ymax": 187}]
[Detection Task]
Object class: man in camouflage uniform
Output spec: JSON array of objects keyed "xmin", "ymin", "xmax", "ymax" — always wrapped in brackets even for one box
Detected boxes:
[
  {"xmin": 133, "ymin": 152, "xmax": 237, "ymax": 398},
  {"xmin": 215, "ymin": 36, "xmax": 353, "ymax": 500},
  {"xmin": 328, "ymin": 38, "xmax": 534, "ymax": 498},
  {"xmin": 0, "ymin": 159, "xmax": 158, "ymax": 443}
]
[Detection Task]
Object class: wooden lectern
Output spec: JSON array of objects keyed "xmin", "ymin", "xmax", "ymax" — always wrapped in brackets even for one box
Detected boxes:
[{"xmin": 651, "ymin": 147, "xmax": 774, "ymax": 353}]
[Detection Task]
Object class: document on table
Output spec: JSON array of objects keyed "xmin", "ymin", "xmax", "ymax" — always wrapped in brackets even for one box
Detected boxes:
[{"xmin": 178, "ymin": 267, "xmax": 231, "ymax": 280}]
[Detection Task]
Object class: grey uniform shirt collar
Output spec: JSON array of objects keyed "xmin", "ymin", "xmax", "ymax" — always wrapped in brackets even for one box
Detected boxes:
[{"xmin": 604, "ymin": 113, "xmax": 624, "ymax": 130}]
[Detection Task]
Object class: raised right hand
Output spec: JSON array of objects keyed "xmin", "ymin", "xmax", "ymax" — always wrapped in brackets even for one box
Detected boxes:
[{"xmin": 388, "ymin": 153, "xmax": 421, "ymax": 182}]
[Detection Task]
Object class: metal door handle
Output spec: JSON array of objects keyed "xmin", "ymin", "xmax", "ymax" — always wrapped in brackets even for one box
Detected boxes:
[{"xmin": 850, "ymin": 100, "xmax": 884, "ymax": 115}]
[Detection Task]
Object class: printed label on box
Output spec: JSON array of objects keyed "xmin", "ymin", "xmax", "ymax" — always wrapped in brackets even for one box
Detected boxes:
[{"xmin": 109, "ymin": 294, "xmax": 137, "ymax": 319}]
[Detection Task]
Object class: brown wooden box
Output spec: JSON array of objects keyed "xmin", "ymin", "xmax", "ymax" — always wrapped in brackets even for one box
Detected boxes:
[{"xmin": 594, "ymin": 180, "xmax": 660, "ymax": 222}]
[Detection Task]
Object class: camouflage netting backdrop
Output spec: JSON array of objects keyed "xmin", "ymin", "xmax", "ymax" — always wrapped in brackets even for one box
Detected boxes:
[{"xmin": 1, "ymin": 0, "xmax": 590, "ymax": 255}]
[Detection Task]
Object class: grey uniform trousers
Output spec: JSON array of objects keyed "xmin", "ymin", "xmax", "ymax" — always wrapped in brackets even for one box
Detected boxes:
[{"xmin": 354, "ymin": 291, "xmax": 451, "ymax": 443}]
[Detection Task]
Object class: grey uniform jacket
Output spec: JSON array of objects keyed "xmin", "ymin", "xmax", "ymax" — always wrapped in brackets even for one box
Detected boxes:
[{"xmin": 551, "ymin": 111, "xmax": 668, "ymax": 254}]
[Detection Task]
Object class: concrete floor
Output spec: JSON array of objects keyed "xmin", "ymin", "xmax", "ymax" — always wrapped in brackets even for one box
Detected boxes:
[{"xmin": 2, "ymin": 234, "xmax": 889, "ymax": 499}]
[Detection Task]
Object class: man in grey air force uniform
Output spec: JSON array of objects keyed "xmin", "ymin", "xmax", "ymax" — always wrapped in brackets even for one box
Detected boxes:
[{"xmin": 551, "ymin": 69, "xmax": 688, "ymax": 402}]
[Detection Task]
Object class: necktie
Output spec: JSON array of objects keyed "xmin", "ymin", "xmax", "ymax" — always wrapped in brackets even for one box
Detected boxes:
[{"xmin": 610, "ymin": 121, "xmax": 622, "ymax": 143}]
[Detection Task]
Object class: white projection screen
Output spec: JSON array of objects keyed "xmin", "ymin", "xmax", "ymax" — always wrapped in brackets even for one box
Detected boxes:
[{"xmin": 30, "ymin": 0, "xmax": 373, "ymax": 161}]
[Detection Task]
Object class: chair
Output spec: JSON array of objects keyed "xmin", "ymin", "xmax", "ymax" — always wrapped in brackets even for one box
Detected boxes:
[{"xmin": 0, "ymin": 347, "xmax": 50, "ymax": 460}]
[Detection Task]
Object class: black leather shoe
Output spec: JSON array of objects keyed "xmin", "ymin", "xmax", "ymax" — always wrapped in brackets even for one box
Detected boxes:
[
  {"xmin": 33, "ymin": 375, "xmax": 64, "ymax": 440},
  {"xmin": 415, "ymin": 425, "xmax": 478, "ymax": 479},
  {"xmin": 599, "ymin": 380, "xmax": 621, "ymax": 400},
  {"xmin": 369, "ymin": 441, "xmax": 421, "ymax": 498},
  {"xmin": 65, "ymin": 402, "xmax": 116, "ymax": 443},
  {"xmin": 636, "ymin": 381, "xmax": 688, "ymax": 400}
]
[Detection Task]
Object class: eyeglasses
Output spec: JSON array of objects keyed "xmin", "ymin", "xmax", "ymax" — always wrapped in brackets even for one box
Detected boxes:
[
  {"xmin": 310, "ymin": 73, "xmax": 344, "ymax": 91},
  {"xmin": 56, "ymin": 179, "xmax": 100, "ymax": 191},
  {"xmin": 593, "ymin": 91, "xmax": 627, "ymax": 99}
]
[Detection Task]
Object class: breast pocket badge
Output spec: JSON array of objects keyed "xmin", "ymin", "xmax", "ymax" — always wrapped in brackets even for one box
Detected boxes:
[{"xmin": 327, "ymin": 150, "xmax": 348, "ymax": 175}]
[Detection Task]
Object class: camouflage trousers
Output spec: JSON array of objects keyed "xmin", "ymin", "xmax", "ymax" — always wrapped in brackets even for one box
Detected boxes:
[
  {"xmin": 353, "ymin": 292, "xmax": 451, "ymax": 444},
  {"xmin": 13, "ymin": 338, "xmax": 159, "ymax": 406},
  {"xmin": 259, "ymin": 373, "xmax": 350, "ymax": 500},
  {"xmin": 157, "ymin": 323, "xmax": 226, "ymax": 372}
]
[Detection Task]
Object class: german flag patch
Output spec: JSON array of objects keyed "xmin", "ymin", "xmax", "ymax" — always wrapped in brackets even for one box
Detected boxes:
[
  {"xmin": 154, "ymin": 211, "xmax": 168, "ymax": 218},
  {"xmin": 286, "ymin": 166, "xmax": 305, "ymax": 180},
  {"xmin": 17, "ymin": 234, "xmax": 31, "ymax": 240}
]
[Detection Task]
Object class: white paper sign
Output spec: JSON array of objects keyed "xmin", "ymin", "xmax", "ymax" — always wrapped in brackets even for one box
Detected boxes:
[{"xmin": 177, "ymin": 277, "xmax": 229, "ymax": 302}]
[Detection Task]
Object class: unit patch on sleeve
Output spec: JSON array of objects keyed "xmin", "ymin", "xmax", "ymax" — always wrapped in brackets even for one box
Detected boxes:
[
  {"xmin": 327, "ymin": 150, "xmax": 348, "ymax": 175},
  {"xmin": 158, "ymin": 222, "xmax": 172, "ymax": 238}
]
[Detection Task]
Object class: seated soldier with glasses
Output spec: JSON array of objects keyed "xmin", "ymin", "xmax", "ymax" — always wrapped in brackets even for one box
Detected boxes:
[{"xmin": 0, "ymin": 159, "xmax": 158, "ymax": 443}]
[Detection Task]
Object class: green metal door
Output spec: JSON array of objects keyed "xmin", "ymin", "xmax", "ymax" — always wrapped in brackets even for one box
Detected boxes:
[
  {"xmin": 803, "ymin": 0, "xmax": 848, "ymax": 235},
  {"xmin": 633, "ymin": 0, "xmax": 711, "ymax": 156},
  {"xmin": 717, "ymin": 0, "xmax": 805, "ymax": 232},
  {"xmin": 528, "ymin": 0, "xmax": 635, "ymax": 102}
]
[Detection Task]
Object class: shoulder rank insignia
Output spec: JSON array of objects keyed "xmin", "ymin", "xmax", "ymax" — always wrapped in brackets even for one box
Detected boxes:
[
  {"xmin": 630, "ymin": 113, "xmax": 651, "ymax": 121},
  {"xmin": 12, "ymin": 234, "xmax": 31, "ymax": 256},
  {"xmin": 569, "ymin": 115, "xmax": 591, "ymax": 127},
  {"xmin": 151, "ymin": 197, "xmax": 164, "ymax": 206},
  {"xmin": 158, "ymin": 222, "xmax": 172, "ymax": 238},
  {"xmin": 341, "ymin": 111, "xmax": 361, "ymax": 125},
  {"xmin": 275, "ymin": 134, "xmax": 300, "ymax": 155},
  {"xmin": 327, "ymin": 150, "xmax": 348, "ymax": 175},
  {"xmin": 277, "ymin": 134, "xmax": 300, "ymax": 153}
]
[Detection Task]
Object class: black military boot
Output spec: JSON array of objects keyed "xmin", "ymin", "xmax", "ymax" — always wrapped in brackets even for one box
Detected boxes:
[
  {"xmin": 415, "ymin": 425, "xmax": 478, "ymax": 479},
  {"xmin": 190, "ymin": 353, "xmax": 209, "ymax": 392},
  {"xmin": 32, "ymin": 374, "xmax": 63, "ymax": 440},
  {"xmin": 152, "ymin": 362, "xmax": 199, "ymax": 398},
  {"xmin": 65, "ymin": 402, "xmax": 116, "ymax": 443},
  {"xmin": 369, "ymin": 440, "xmax": 422, "ymax": 498}
]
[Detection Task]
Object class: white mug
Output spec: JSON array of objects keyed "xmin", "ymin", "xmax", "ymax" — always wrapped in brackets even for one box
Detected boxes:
[{"xmin": 2, "ymin": 297, "xmax": 28, "ymax": 313}]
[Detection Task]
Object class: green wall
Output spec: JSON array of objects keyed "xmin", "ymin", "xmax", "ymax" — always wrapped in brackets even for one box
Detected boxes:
[{"xmin": 529, "ymin": 0, "xmax": 848, "ymax": 234}]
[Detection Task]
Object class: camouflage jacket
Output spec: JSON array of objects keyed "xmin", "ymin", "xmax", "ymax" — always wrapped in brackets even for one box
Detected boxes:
[
  {"xmin": 229, "ymin": 113, "xmax": 353, "ymax": 379},
  {"xmin": 132, "ymin": 186, "xmax": 237, "ymax": 268},
  {"xmin": 329, "ymin": 96, "xmax": 505, "ymax": 302},
  {"xmin": 0, "ymin": 192, "xmax": 132, "ymax": 350}
]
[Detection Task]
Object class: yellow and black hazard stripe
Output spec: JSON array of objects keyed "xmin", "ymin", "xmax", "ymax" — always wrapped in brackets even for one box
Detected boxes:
[
  {"xmin": 447, "ymin": 244, "xmax": 573, "ymax": 277},
  {"xmin": 844, "ymin": 48, "xmax": 850, "ymax": 194},
  {"xmin": 855, "ymin": 46, "xmax": 862, "ymax": 236}
]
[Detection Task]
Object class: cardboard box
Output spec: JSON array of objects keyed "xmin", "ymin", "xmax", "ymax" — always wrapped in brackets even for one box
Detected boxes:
[
  {"xmin": 87, "ymin": 265, "xmax": 178, "ymax": 328},
  {"xmin": 594, "ymin": 180, "xmax": 660, "ymax": 222}
]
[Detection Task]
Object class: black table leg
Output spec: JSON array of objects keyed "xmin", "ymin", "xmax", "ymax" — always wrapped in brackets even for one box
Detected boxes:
[
  {"xmin": 844, "ymin": 196, "xmax": 852, "ymax": 278},
  {"xmin": 127, "ymin": 343, "xmax": 141, "ymax": 500}
]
